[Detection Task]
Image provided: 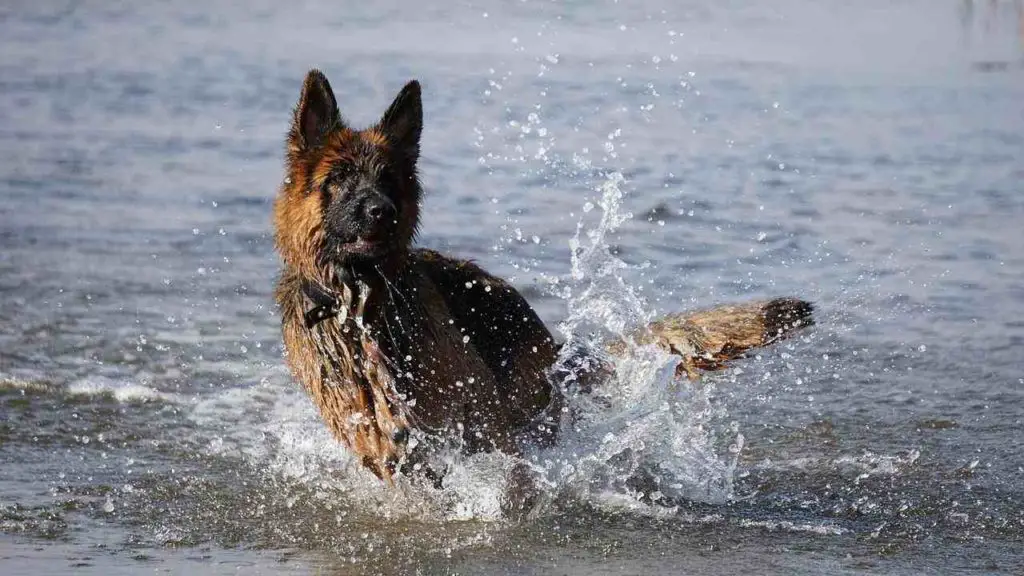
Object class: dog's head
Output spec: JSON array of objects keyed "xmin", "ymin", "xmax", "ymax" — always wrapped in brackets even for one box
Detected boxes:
[{"xmin": 274, "ymin": 70, "xmax": 422, "ymax": 282}]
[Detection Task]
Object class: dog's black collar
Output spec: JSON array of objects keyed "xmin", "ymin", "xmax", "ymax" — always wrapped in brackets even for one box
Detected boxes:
[{"xmin": 301, "ymin": 281, "xmax": 341, "ymax": 329}]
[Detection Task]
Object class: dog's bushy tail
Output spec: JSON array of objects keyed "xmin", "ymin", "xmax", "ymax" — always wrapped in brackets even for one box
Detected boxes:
[{"xmin": 612, "ymin": 298, "xmax": 814, "ymax": 379}]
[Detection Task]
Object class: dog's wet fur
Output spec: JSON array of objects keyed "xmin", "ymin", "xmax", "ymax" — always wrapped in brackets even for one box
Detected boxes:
[{"xmin": 273, "ymin": 70, "xmax": 814, "ymax": 485}]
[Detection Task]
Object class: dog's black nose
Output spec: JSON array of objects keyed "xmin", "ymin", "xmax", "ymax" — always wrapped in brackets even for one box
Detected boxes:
[{"xmin": 365, "ymin": 195, "xmax": 396, "ymax": 222}]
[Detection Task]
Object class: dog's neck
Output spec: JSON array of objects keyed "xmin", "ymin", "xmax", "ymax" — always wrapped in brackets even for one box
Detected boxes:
[
  {"xmin": 301, "ymin": 263, "xmax": 392, "ymax": 331},
  {"xmin": 300, "ymin": 280, "xmax": 344, "ymax": 329}
]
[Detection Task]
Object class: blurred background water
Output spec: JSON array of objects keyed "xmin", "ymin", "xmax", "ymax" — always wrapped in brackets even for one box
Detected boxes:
[{"xmin": 1, "ymin": 0, "xmax": 1023, "ymax": 574}]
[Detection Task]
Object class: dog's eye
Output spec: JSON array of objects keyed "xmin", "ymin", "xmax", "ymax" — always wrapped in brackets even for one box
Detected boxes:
[
  {"xmin": 320, "ymin": 168, "xmax": 355, "ymax": 196},
  {"xmin": 331, "ymin": 166, "xmax": 357, "ymax": 187},
  {"xmin": 378, "ymin": 167, "xmax": 399, "ymax": 192}
]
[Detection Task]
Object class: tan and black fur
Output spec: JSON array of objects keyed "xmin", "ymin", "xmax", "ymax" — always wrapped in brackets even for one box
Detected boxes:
[{"xmin": 273, "ymin": 70, "xmax": 814, "ymax": 483}]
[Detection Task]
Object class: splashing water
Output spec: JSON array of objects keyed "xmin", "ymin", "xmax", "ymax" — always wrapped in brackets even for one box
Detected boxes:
[
  {"xmin": 531, "ymin": 171, "xmax": 740, "ymax": 510},
  {"xmin": 185, "ymin": 171, "xmax": 740, "ymax": 524}
]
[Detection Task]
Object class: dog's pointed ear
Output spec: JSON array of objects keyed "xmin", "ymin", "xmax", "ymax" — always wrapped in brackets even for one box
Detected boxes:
[
  {"xmin": 379, "ymin": 80, "xmax": 422, "ymax": 165},
  {"xmin": 291, "ymin": 69, "xmax": 341, "ymax": 151}
]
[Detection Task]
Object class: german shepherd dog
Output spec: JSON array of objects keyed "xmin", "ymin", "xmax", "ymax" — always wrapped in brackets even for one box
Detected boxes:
[{"xmin": 273, "ymin": 70, "xmax": 814, "ymax": 484}]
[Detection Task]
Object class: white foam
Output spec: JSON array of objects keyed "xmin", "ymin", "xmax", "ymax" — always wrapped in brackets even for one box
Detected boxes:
[
  {"xmin": 0, "ymin": 376, "xmax": 52, "ymax": 393},
  {"xmin": 753, "ymin": 449, "xmax": 921, "ymax": 480},
  {"xmin": 737, "ymin": 518, "xmax": 847, "ymax": 536},
  {"xmin": 65, "ymin": 376, "xmax": 182, "ymax": 404}
]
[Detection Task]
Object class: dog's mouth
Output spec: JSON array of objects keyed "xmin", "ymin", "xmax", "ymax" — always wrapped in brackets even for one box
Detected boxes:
[
  {"xmin": 345, "ymin": 237, "xmax": 385, "ymax": 255},
  {"xmin": 330, "ymin": 235, "xmax": 391, "ymax": 261}
]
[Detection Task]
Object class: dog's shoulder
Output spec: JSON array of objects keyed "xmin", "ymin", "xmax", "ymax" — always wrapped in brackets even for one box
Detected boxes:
[
  {"xmin": 413, "ymin": 248, "xmax": 514, "ymax": 293},
  {"xmin": 410, "ymin": 248, "xmax": 557, "ymax": 415},
  {"xmin": 410, "ymin": 248, "xmax": 544, "ymax": 334}
]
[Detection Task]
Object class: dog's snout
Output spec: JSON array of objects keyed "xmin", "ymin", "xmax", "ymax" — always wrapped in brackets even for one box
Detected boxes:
[{"xmin": 364, "ymin": 194, "xmax": 396, "ymax": 223}]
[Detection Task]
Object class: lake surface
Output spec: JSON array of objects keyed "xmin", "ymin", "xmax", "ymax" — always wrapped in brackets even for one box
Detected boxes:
[{"xmin": 2, "ymin": 0, "xmax": 1023, "ymax": 573}]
